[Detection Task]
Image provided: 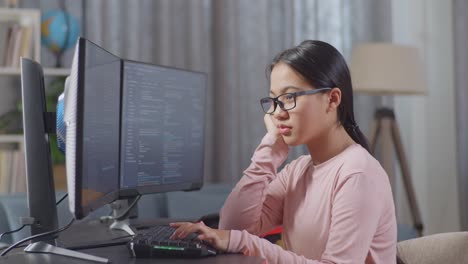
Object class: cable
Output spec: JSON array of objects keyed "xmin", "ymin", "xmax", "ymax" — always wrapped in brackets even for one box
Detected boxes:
[
  {"xmin": 0, "ymin": 225, "xmax": 25, "ymax": 241},
  {"xmin": 113, "ymin": 195, "xmax": 141, "ymax": 221},
  {"xmin": 56, "ymin": 193, "xmax": 68, "ymax": 205},
  {"xmin": 0, "ymin": 217, "xmax": 75, "ymax": 257},
  {"xmin": 0, "ymin": 193, "xmax": 69, "ymax": 242}
]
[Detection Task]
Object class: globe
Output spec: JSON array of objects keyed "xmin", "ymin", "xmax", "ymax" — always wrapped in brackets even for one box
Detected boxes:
[{"xmin": 41, "ymin": 10, "xmax": 80, "ymax": 54}]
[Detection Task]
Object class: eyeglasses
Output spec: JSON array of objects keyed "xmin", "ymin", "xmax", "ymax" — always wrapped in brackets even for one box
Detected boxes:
[{"xmin": 260, "ymin": 87, "xmax": 332, "ymax": 114}]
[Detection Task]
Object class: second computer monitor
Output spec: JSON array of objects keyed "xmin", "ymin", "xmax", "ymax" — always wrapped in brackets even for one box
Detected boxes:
[{"xmin": 120, "ymin": 61, "xmax": 206, "ymax": 195}]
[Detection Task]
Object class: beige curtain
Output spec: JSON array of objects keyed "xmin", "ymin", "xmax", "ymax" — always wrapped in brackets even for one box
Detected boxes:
[
  {"xmin": 454, "ymin": 0, "xmax": 468, "ymax": 230},
  {"xmin": 289, "ymin": 0, "xmax": 392, "ymax": 159}
]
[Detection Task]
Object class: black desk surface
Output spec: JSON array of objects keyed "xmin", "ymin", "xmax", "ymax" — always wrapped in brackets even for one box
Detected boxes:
[
  {"xmin": 1, "ymin": 245, "xmax": 264, "ymax": 264},
  {"xmin": 0, "ymin": 218, "xmax": 264, "ymax": 264}
]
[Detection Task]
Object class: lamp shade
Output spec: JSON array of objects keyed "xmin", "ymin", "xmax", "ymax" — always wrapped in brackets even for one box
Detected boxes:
[{"xmin": 350, "ymin": 43, "xmax": 426, "ymax": 95}]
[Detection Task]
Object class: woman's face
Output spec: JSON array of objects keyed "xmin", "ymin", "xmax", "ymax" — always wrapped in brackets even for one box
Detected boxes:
[{"xmin": 269, "ymin": 62, "xmax": 332, "ymax": 146}]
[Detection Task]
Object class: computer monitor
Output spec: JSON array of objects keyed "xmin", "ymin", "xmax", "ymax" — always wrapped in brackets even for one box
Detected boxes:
[
  {"xmin": 20, "ymin": 57, "xmax": 110, "ymax": 263},
  {"xmin": 21, "ymin": 58, "xmax": 58, "ymax": 243},
  {"xmin": 20, "ymin": 58, "xmax": 59, "ymax": 243},
  {"xmin": 65, "ymin": 37, "xmax": 121, "ymax": 219},
  {"xmin": 65, "ymin": 37, "xmax": 207, "ymax": 221},
  {"xmin": 119, "ymin": 60, "xmax": 206, "ymax": 195}
]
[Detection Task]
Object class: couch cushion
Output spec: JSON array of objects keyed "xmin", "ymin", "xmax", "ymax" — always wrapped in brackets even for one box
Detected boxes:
[{"xmin": 397, "ymin": 232, "xmax": 468, "ymax": 264}]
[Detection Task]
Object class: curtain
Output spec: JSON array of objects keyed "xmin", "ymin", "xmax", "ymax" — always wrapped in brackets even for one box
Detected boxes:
[
  {"xmin": 290, "ymin": 0, "xmax": 392, "ymax": 159},
  {"xmin": 210, "ymin": 0, "xmax": 295, "ymax": 182},
  {"xmin": 81, "ymin": 0, "xmax": 297, "ymax": 183},
  {"xmin": 22, "ymin": 0, "xmax": 391, "ymax": 183},
  {"xmin": 453, "ymin": 0, "xmax": 468, "ymax": 230}
]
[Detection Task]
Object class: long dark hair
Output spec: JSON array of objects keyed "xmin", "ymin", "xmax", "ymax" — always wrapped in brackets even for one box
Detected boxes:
[{"xmin": 269, "ymin": 40, "xmax": 370, "ymax": 152}]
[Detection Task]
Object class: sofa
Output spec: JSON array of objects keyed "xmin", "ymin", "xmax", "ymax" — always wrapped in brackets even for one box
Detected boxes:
[{"xmin": 397, "ymin": 231, "xmax": 468, "ymax": 264}]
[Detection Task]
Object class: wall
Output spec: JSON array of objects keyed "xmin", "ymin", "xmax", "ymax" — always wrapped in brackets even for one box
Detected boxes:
[{"xmin": 392, "ymin": 0, "xmax": 460, "ymax": 234}]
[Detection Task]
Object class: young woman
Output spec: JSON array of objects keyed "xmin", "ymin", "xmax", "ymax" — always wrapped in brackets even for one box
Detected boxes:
[{"xmin": 170, "ymin": 40, "xmax": 397, "ymax": 263}]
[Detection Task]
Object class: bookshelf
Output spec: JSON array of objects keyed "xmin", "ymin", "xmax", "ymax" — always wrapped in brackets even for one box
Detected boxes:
[
  {"xmin": 0, "ymin": 8, "xmax": 40, "ymax": 67},
  {"xmin": 0, "ymin": 7, "xmax": 70, "ymax": 76},
  {"xmin": 0, "ymin": 7, "xmax": 70, "ymax": 140},
  {"xmin": 0, "ymin": 8, "xmax": 70, "ymax": 192}
]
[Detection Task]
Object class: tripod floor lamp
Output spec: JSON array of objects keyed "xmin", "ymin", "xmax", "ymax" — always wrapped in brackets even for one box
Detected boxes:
[{"xmin": 350, "ymin": 43, "xmax": 426, "ymax": 236}]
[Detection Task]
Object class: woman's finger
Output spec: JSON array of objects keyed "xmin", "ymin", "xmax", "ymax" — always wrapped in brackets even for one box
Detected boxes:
[
  {"xmin": 170, "ymin": 222, "xmax": 209, "ymax": 239},
  {"xmin": 169, "ymin": 222, "xmax": 192, "ymax": 239},
  {"xmin": 180, "ymin": 222, "xmax": 209, "ymax": 238},
  {"xmin": 170, "ymin": 223, "xmax": 229, "ymax": 252},
  {"xmin": 169, "ymin": 222, "xmax": 189, "ymax": 228}
]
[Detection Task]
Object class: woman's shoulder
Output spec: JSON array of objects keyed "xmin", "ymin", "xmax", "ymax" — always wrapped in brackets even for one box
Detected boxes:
[
  {"xmin": 338, "ymin": 144, "xmax": 386, "ymax": 179},
  {"xmin": 283, "ymin": 154, "xmax": 312, "ymax": 172}
]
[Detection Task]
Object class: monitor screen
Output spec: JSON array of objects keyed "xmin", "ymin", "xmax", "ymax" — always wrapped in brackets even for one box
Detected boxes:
[
  {"xmin": 120, "ymin": 61, "xmax": 206, "ymax": 195},
  {"xmin": 65, "ymin": 38, "xmax": 207, "ymax": 220}
]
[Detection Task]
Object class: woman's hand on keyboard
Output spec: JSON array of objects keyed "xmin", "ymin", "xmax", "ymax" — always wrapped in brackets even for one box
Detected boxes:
[{"xmin": 169, "ymin": 221, "xmax": 230, "ymax": 252}]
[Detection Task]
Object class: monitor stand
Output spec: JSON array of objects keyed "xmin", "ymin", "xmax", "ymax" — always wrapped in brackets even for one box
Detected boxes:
[
  {"xmin": 51, "ymin": 197, "xmax": 141, "ymax": 251},
  {"xmin": 108, "ymin": 199, "xmax": 135, "ymax": 235},
  {"xmin": 99, "ymin": 197, "xmax": 140, "ymax": 236},
  {"xmin": 24, "ymin": 241, "xmax": 108, "ymax": 263}
]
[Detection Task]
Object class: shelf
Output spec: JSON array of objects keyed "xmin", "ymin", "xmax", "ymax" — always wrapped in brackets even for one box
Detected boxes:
[
  {"xmin": 0, "ymin": 8, "xmax": 41, "ymax": 63},
  {"xmin": 0, "ymin": 134, "xmax": 23, "ymax": 144},
  {"xmin": 0, "ymin": 67, "xmax": 70, "ymax": 76},
  {"xmin": 0, "ymin": 8, "xmax": 41, "ymax": 18},
  {"xmin": 44, "ymin": 68, "xmax": 71, "ymax": 76}
]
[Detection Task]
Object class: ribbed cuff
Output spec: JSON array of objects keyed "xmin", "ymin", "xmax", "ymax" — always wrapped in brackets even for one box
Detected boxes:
[{"xmin": 226, "ymin": 230, "xmax": 243, "ymax": 253}]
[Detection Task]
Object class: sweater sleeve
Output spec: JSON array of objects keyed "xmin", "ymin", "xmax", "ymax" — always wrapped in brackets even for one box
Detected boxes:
[
  {"xmin": 226, "ymin": 172, "xmax": 387, "ymax": 264},
  {"xmin": 219, "ymin": 133, "xmax": 290, "ymax": 235},
  {"xmin": 321, "ymin": 173, "xmax": 385, "ymax": 263}
]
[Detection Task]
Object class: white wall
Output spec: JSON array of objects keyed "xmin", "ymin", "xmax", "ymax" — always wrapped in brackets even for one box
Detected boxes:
[{"xmin": 392, "ymin": 0, "xmax": 460, "ymax": 234}]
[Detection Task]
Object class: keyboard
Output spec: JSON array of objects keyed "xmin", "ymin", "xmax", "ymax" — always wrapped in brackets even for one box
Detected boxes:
[{"xmin": 128, "ymin": 225, "xmax": 217, "ymax": 258}]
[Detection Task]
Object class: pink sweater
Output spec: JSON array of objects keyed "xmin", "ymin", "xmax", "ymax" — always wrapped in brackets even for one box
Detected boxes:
[{"xmin": 219, "ymin": 133, "xmax": 397, "ymax": 264}]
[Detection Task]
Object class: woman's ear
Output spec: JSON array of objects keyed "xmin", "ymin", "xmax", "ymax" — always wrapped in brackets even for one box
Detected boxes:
[{"xmin": 327, "ymin": 87, "xmax": 342, "ymax": 112}]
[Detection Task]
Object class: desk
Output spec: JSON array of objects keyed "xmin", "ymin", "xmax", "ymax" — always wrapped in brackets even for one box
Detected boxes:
[
  {"xmin": 0, "ymin": 219, "xmax": 264, "ymax": 264},
  {"xmin": 0, "ymin": 245, "xmax": 263, "ymax": 264}
]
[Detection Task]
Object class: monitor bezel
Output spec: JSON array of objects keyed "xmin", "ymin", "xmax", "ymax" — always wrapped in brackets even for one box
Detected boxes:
[{"xmin": 74, "ymin": 38, "xmax": 120, "ymax": 219}]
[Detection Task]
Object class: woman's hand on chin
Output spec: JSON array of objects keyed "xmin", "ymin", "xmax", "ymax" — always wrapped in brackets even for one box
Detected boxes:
[{"xmin": 264, "ymin": 114, "xmax": 281, "ymax": 138}]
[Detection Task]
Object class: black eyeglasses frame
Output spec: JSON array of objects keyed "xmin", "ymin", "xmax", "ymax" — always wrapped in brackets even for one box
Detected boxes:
[{"xmin": 260, "ymin": 87, "xmax": 332, "ymax": 114}]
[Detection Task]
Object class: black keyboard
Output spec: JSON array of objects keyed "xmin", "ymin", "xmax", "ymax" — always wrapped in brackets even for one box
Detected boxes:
[{"xmin": 128, "ymin": 225, "xmax": 217, "ymax": 258}]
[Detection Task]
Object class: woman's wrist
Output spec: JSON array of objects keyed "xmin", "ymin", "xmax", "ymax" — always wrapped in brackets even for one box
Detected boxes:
[
  {"xmin": 263, "ymin": 132, "xmax": 285, "ymax": 145},
  {"xmin": 224, "ymin": 230, "xmax": 243, "ymax": 253},
  {"xmin": 220, "ymin": 229, "xmax": 231, "ymax": 252}
]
